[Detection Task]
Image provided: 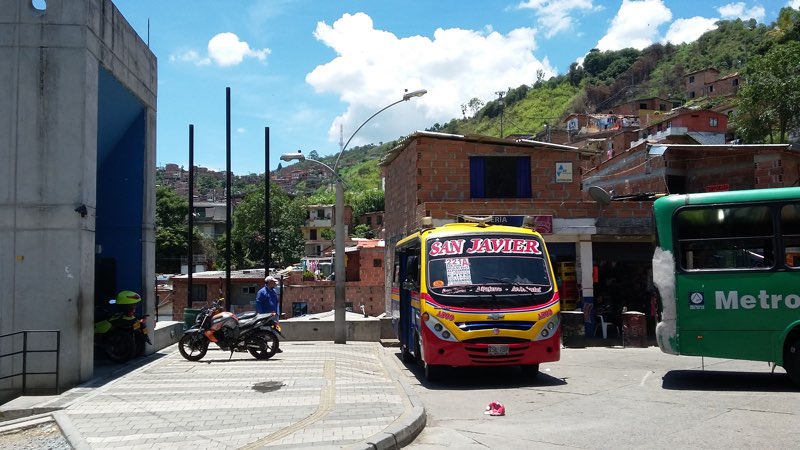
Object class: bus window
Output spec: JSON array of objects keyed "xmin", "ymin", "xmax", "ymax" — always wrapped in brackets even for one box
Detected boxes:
[
  {"xmin": 676, "ymin": 205, "xmax": 774, "ymax": 270},
  {"xmin": 404, "ymin": 255, "xmax": 419, "ymax": 290},
  {"xmin": 781, "ymin": 203, "xmax": 800, "ymax": 268}
]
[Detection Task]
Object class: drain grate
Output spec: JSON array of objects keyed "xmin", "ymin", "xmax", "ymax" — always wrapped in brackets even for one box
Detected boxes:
[{"xmin": 253, "ymin": 381, "xmax": 284, "ymax": 393}]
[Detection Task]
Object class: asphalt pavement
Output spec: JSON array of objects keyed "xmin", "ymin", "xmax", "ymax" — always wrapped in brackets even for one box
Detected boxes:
[{"xmin": 0, "ymin": 341, "xmax": 425, "ymax": 450}]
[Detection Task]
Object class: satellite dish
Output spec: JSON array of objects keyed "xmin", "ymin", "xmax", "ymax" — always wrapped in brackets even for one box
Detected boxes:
[{"xmin": 588, "ymin": 186, "xmax": 613, "ymax": 206}]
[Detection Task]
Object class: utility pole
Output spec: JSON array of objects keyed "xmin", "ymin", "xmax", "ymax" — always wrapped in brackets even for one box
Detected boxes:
[{"xmin": 495, "ymin": 91, "xmax": 505, "ymax": 138}]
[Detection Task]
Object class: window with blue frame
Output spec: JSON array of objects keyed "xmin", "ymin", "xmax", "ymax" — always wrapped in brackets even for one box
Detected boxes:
[{"xmin": 469, "ymin": 156, "xmax": 532, "ymax": 198}]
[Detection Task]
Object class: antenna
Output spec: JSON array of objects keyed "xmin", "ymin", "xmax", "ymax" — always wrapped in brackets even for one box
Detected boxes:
[
  {"xmin": 588, "ymin": 186, "xmax": 613, "ymax": 206},
  {"xmin": 339, "ymin": 123, "xmax": 344, "ymax": 153}
]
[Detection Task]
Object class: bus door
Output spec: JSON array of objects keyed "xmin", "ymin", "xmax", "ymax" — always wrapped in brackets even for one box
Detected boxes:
[{"xmin": 397, "ymin": 249, "xmax": 420, "ymax": 354}]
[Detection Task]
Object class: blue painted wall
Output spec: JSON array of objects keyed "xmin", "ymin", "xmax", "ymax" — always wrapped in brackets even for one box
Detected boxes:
[{"xmin": 96, "ymin": 67, "xmax": 145, "ymax": 303}]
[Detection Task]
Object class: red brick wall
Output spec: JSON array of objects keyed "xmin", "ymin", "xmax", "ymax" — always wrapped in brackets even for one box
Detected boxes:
[
  {"xmin": 709, "ymin": 75, "xmax": 741, "ymax": 97},
  {"xmin": 669, "ymin": 110, "xmax": 727, "ymax": 132},
  {"xmin": 280, "ymin": 280, "xmax": 386, "ymax": 317},
  {"xmin": 385, "ymin": 135, "xmax": 585, "ymax": 241},
  {"xmin": 359, "ymin": 247, "xmax": 384, "ymax": 283},
  {"xmin": 685, "ymin": 68, "xmax": 720, "ymax": 98}
]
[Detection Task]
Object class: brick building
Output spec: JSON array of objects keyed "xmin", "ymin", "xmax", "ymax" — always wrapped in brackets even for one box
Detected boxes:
[
  {"xmin": 602, "ymin": 97, "xmax": 678, "ymax": 116},
  {"xmin": 380, "ymin": 131, "xmax": 655, "ymax": 321},
  {"xmin": 684, "ymin": 67, "xmax": 721, "ymax": 99},
  {"xmin": 584, "ymin": 143, "xmax": 800, "ymax": 198},
  {"xmin": 171, "ymin": 239, "xmax": 387, "ymax": 319},
  {"xmin": 282, "ymin": 239, "xmax": 386, "ymax": 317}
]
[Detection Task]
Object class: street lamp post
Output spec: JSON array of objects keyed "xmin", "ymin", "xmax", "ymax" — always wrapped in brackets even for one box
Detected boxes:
[{"xmin": 281, "ymin": 88, "xmax": 426, "ymax": 344}]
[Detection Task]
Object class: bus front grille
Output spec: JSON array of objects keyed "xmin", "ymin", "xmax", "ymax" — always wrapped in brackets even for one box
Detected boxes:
[
  {"xmin": 463, "ymin": 342, "xmax": 531, "ymax": 364},
  {"xmin": 462, "ymin": 337, "xmax": 529, "ymax": 344},
  {"xmin": 455, "ymin": 321, "xmax": 535, "ymax": 332}
]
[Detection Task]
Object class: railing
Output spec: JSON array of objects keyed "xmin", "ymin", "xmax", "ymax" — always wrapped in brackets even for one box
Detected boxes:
[{"xmin": 0, "ymin": 330, "xmax": 61, "ymax": 396}]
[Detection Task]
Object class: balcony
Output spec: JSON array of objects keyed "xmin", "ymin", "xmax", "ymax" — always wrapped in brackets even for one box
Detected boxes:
[{"xmin": 306, "ymin": 218, "xmax": 332, "ymax": 227}]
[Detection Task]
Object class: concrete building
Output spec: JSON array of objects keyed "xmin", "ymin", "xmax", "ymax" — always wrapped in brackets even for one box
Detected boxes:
[
  {"xmin": 301, "ymin": 203, "xmax": 352, "ymax": 257},
  {"xmin": 1, "ymin": 0, "xmax": 157, "ymax": 390}
]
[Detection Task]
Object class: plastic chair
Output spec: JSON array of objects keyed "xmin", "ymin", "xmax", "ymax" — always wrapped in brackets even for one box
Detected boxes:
[{"xmin": 595, "ymin": 315, "xmax": 620, "ymax": 339}]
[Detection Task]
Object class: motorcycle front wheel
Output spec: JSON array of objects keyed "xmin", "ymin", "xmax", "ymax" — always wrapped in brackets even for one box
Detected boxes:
[
  {"xmin": 179, "ymin": 333, "xmax": 209, "ymax": 361},
  {"xmin": 248, "ymin": 330, "xmax": 278, "ymax": 360}
]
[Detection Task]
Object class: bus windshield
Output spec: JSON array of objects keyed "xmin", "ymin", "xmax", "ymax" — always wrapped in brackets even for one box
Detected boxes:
[{"xmin": 425, "ymin": 234, "xmax": 553, "ymax": 308}]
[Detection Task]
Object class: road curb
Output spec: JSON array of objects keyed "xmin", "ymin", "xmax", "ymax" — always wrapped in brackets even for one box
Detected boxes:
[{"xmin": 362, "ymin": 346, "xmax": 427, "ymax": 449}]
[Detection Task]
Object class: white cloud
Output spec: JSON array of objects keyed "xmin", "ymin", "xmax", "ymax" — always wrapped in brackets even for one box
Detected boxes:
[
  {"xmin": 207, "ymin": 32, "xmax": 270, "ymax": 67},
  {"xmin": 790, "ymin": 0, "xmax": 800, "ymax": 9},
  {"xmin": 169, "ymin": 33, "xmax": 270, "ymax": 67},
  {"xmin": 718, "ymin": 2, "xmax": 766, "ymax": 22},
  {"xmin": 516, "ymin": 0, "xmax": 601, "ymax": 38},
  {"xmin": 595, "ymin": 0, "xmax": 672, "ymax": 51},
  {"xmin": 237, "ymin": 127, "xmax": 246, "ymax": 134},
  {"xmin": 169, "ymin": 50, "xmax": 210, "ymax": 66},
  {"xmin": 664, "ymin": 17, "xmax": 719, "ymax": 44},
  {"xmin": 306, "ymin": 13, "xmax": 555, "ymax": 148}
]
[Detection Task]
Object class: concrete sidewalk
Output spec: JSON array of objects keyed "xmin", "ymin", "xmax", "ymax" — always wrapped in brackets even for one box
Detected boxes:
[{"xmin": 0, "ymin": 342, "xmax": 425, "ymax": 449}]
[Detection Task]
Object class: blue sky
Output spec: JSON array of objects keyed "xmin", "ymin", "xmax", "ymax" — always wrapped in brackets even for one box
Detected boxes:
[{"xmin": 113, "ymin": 0, "xmax": 797, "ymax": 174}]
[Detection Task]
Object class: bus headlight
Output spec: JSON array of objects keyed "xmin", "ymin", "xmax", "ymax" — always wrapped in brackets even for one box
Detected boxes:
[
  {"xmin": 534, "ymin": 314, "xmax": 560, "ymax": 341},
  {"xmin": 424, "ymin": 315, "xmax": 458, "ymax": 342}
]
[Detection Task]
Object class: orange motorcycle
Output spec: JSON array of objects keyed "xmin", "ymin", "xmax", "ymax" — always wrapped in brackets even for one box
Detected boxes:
[{"xmin": 178, "ymin": 300, "xmax": 282, "ymax": 361}]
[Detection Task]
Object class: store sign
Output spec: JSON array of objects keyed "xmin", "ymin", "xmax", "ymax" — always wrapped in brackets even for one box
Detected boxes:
[
  {"xmin": 457, "ymin": 215, "xmax": 553, "ymax": 234},
  {"xmin": 555, "ymin": 162, "xmax": 573, "ymax": 183},
  {"xmin": 705, "ymin": 183, "xmax": 730, "ymax": 192}
]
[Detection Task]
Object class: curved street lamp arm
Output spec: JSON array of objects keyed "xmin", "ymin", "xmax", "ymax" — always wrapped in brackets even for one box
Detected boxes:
[{"xmin": 333, "ymin": 98, "xmax": 405, "ymax": 172}]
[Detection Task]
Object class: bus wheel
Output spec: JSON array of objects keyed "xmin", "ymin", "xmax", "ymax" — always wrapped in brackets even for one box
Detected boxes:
[
  {"xmin": 785, "ymin": 336, "xmax": 800, "ymax": 386},
  {"xmin": 425, "ymin": 363, "xmax": 443, "ymax": 382},
  {"xmin": 521, "ymin": 364, "xmax": 540, "ymax": 379},
  {"xmin": 414, "ymin": 334, "xmax": 424, "ymax": 368},
  {"xmin": 401, "ymin": 344, "xmax": 414, "ymax": 363}
]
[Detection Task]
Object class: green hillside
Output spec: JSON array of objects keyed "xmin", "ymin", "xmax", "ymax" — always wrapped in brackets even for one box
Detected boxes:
[{"xmin": 282, "ymin": 9, "xmax": 800, "ymax": 205}]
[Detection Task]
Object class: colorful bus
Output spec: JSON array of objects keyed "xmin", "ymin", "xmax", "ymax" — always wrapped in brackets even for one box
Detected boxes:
[
  {"xmin": 390, "ymin": 216, "xmax": 561, "ymax": 381},
  {"xmin": 652, "ymin": 187, "xmax": 800, "ymax": 384}
]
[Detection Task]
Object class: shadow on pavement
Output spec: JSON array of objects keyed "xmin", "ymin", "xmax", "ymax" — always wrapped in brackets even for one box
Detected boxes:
[
  {"xmin": 86, "ymin": 352, "xmax": 169, "ymax": 388},
  {"xmin": 392, "ymin": 351, "xmax": 567, "ymax": 389},
  {"xmin": 662, "ymin": 369, "xmax": 798, "ymax": 392}
]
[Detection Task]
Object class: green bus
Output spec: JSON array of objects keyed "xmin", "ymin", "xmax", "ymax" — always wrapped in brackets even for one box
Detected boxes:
[{"xmin": 652, "ymin": 187, "xmax": 800, "ymax": 384}]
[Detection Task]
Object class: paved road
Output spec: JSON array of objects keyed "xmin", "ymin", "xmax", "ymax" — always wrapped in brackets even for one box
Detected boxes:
[{"xmin": 384, "ymin": 345, "xmax": 800, "ymax": 449}]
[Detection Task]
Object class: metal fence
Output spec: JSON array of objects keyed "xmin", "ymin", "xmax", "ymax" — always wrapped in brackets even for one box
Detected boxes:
[{"xmin": 0, "ymin": 330, "xmax": 61, "ymax": 397}]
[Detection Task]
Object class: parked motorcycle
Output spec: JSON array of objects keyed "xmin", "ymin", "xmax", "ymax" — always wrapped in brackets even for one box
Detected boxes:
[
  {"xmin": 178, "ymin": 300, "xmax": 282, "ymax": 361},
  {"xmin": 94, "ymin": 291, "xmax": 151, "ymax": 363}
]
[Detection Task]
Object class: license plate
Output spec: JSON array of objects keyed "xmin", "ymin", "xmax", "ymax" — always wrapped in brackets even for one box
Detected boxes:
[{"xmin": 488, "ymin": 344, "xmax": 509, "ymax": 356}]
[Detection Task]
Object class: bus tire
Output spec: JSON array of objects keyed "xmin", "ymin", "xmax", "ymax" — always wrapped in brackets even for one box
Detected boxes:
[
  {"xmin": 401, "ymin": 344, "xmax": 414, "ymax": 363},
  {"xmin": 521, "ymin": 364, "xmax": 540, "ymax": 379},
  {"xmin": 785, "ymin": 336, "xmax": 800, "ymax": 386},
  {"xmin": 424, "ymin": 363, "xmax": 443, "ymax": 382},
  {"xmin": 414, "ymin": 334, "xmax": 424, "ymax": 368}
]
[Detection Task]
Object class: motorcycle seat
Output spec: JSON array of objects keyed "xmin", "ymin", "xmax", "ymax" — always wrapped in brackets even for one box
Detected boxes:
[
  {"xmin": 236, "ymin": 311, "xmax": 257, "ymax": 320},
  {"xmin": 237, "ymin": 313, "xmax": 274, "ymax": 327}
]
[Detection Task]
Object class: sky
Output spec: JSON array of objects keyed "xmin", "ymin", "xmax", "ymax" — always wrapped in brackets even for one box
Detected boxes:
[{"xmin": 112, "ymin": 0, "xmax": 799, "ymax": 174}]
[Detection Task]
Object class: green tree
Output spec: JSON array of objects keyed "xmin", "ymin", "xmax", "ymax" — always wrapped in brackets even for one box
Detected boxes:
[
  {"xmin": 155, "ymin": 186, "xmax": 188, "ymax": 273},
  {"xmin": 225, "ymin": 181, "xmax": 306, "ymax": 269},
  {"xmin": 733, "ymin": 41, "xmax": 800, "ymax": 143},
  {"xmin": 348, "ymin": 188, "xmax": 384, "ymax": 217},
  {"xmin": 351, "ymin": 223, "xmax": 374, "ymax": 239}
]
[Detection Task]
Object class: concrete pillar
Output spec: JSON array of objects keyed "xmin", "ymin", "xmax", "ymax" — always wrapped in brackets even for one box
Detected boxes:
[{"xmin": 576, "ymin": 240, "xmax": 595, "ymax": 336}]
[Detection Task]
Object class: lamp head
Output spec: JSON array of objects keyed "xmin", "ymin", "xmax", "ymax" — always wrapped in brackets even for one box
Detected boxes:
[
  {"xmin": 403, "ymin": 89, "xmax": 427, "ymax": 101},
  {"xmin": 280, "ymin": 151, "xmax": 305, "ymax": 162}
]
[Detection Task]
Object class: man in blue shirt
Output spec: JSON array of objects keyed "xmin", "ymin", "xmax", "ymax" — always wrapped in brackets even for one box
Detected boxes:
[{"xmin": 256, "ymin": 276, "xmax": 280, "ymax": 316}]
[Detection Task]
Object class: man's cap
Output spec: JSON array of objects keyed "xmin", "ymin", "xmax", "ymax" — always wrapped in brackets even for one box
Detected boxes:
[{"xmin": 265, "ymin": 276, "xmax": 277, "ymax": 283}]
